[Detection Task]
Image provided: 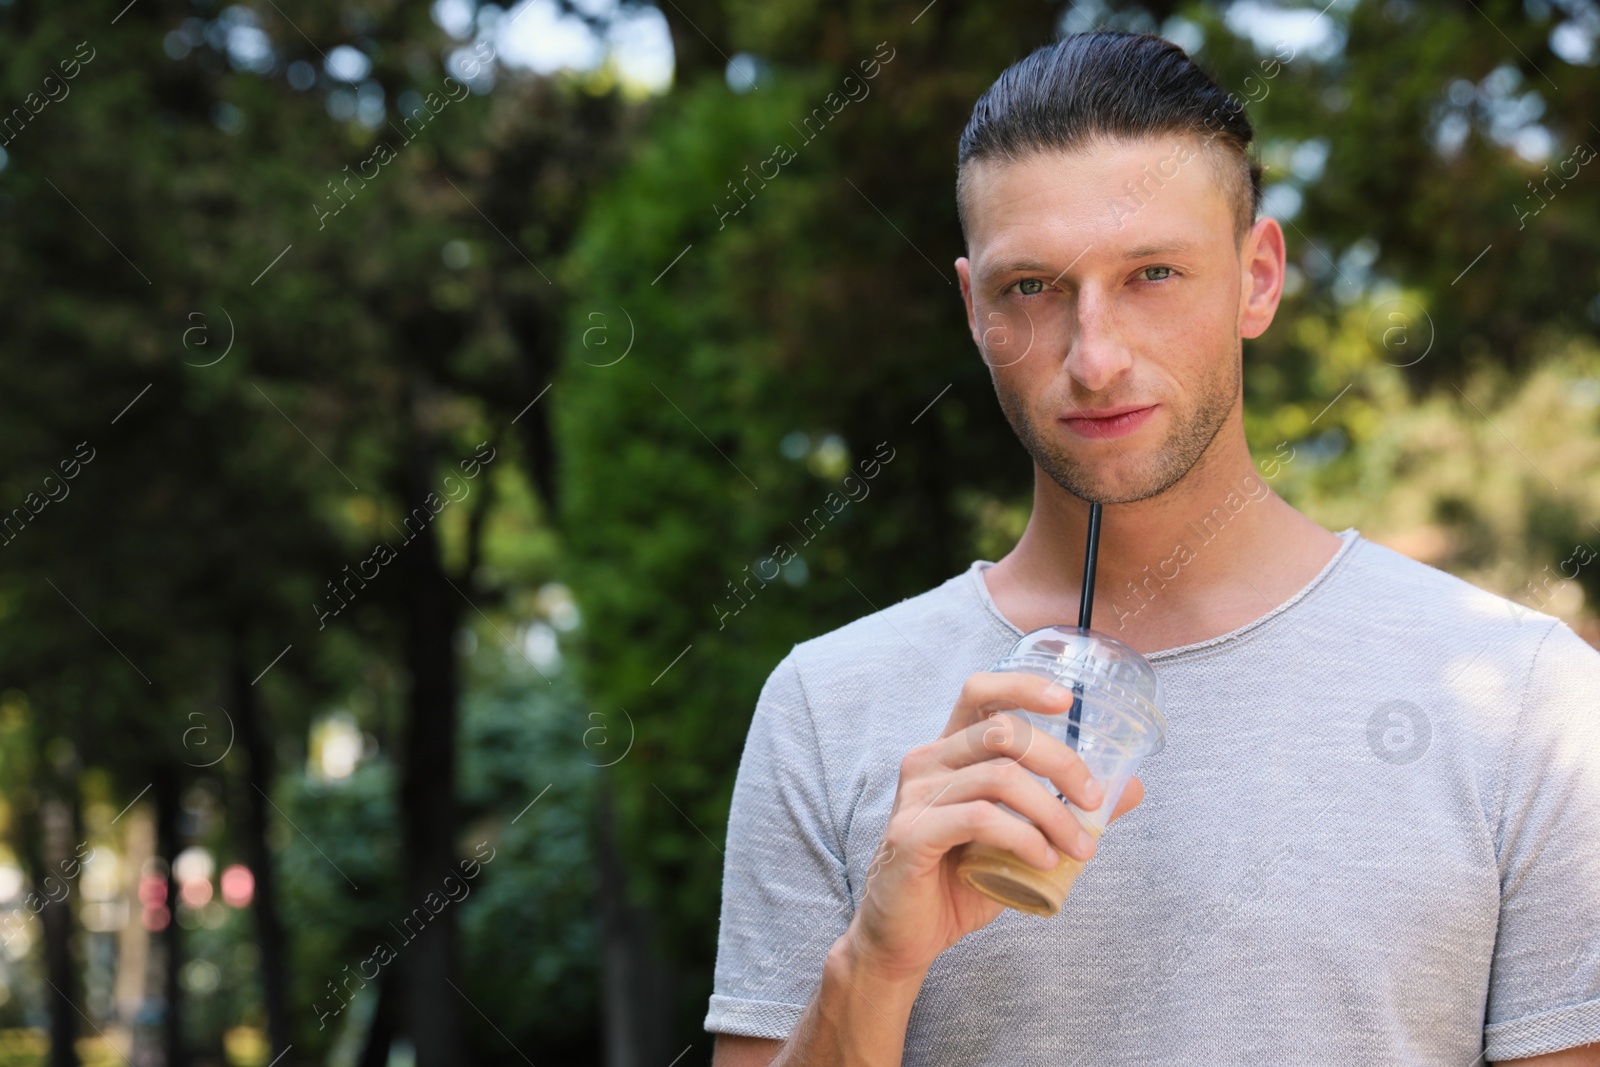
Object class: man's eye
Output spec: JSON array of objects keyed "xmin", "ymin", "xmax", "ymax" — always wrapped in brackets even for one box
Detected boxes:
[
  {"xmin": 1016, "ymin": 278, "xmax": 1046, "ymax": 295},
  {"xmin": 1141, "ymin": 266, "xmax": 1177, "ymax": 282}
]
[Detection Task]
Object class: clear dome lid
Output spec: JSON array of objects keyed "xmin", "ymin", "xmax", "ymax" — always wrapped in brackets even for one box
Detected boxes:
[{"xmin": 994, "ymin": 625, "xmax": 1167, "ymax": 751}]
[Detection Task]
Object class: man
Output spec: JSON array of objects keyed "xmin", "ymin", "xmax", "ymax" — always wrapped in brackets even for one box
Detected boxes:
[{"xmin": 706, "ymin": 30, "xmax": 1600, "ymax": 1066}]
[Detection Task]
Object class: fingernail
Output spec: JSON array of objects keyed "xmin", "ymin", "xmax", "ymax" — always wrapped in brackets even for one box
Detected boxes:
[
  {"xmin": 1077, "ymin": 830, "xmax": 1095, "ymax": 855},
  {"xmin": 1083, "ymin": 776, "xmax": 1103, "ymax": 806}
]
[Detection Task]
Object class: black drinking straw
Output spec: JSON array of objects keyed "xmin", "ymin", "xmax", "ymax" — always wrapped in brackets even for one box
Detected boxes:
[
  {"xmin": 1066, "ymin": 502, "xmax": 1102, "ymax": 748},
  {"xmin": 1078, "ymin": 502, "xmax": 1103, "ymax": 630}
]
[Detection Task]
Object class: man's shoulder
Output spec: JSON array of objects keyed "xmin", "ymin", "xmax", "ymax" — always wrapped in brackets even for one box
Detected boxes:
[
  {"xmin": 780, "ymin": 563, "xmax": 1002, "ymax": 708},
  {"xmin": 790, "ymin": 563, "xmax": 986, "ymax": 664},
  {"xmin": 1342, "ymin": 534, "xmax": 1567, "ymax": 641}
]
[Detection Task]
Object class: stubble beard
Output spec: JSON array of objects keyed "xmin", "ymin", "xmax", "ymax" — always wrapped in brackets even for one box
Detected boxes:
[{"xmin": 993, "ymin": 346, "xmax": 1241, "ymax": 505}]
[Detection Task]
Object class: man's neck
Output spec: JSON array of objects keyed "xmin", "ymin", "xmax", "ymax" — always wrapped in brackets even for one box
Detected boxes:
[{"xmin": 983, "ymin": 433, "xmax": 1344, "ymax": 655}]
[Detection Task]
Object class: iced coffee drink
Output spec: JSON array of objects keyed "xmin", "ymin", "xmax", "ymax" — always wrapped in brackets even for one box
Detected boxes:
[{"xmin": 954, "ymin": 625, "xmax": 1166, "ymax": 917}]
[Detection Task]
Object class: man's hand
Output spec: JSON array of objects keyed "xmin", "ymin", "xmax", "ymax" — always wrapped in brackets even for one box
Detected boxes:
[
  {"xmin": 713, "ymin": 669, "xmax": 1148, "ymax": 1067},
  {"xmin": 842, "ymin": 669, "xmax": 1146, "ymax": 983}
]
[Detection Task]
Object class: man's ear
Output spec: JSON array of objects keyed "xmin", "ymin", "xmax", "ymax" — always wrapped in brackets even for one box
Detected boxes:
[
  {"xmin": 1239, "ymin": 216, "xmax": 1286, "ymax": 341},
  {"xmin": 955, "ymin": 256, "xmax": 980, "ymax": 347}
]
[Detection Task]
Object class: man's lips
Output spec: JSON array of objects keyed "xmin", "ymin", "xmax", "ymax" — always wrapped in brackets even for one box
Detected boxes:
[{"xmin": 1059, "ymin": 404, "xmax": 1158, "ymax": 440}]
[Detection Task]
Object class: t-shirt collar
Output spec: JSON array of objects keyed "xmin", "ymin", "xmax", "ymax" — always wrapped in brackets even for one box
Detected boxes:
[{"xmin": 965, "ymin": 527, "xmax": 1364, "ymax": 661}]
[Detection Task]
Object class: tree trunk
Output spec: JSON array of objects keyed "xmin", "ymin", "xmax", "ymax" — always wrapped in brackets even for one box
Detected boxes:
[
  {"xmin": 355, "ymin": 971, "xmax": 395, "ymax": 1067},
  {"xmin": 596, "ymin": 789, "xmax": 674, "ymax": 1067},
  {"xmin": 30, "ymin": 789, "xmax": 81, "ymax": 1067},
  {"xmin": 503, "ymin": 300, "xmax": 560, "ymax": 521},
  {"xmin": 655, "ymin": 0, "xmax": 732, "ymax": 87},
  {"xmin": 397, "ymin": 427, "xmax": 463, "ymax": 1067},
  {"xmin": 154, "ymin": 766, "xmax": 187, "ymax": 1067},
  {"xmin": 231, "ymin": 638, "xmax": 292, "ymax": 1061}
]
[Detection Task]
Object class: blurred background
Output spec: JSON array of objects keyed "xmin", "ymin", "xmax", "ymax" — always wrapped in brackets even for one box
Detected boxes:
[{"xmin": 1, "ymin": 0, "xmax": 1598, "ymax": 1063}]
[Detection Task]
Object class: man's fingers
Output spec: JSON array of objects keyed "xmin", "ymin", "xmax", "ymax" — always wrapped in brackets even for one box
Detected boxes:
[
  {"xmin": 938, "ymin": 671, "xmax": 1078, "ymax": 739},
  {"xmin": 904, "ymin": 759, "xmax": 1097, "ymax": 861},
  {"xmin": 926, "ymin": 712, "xmax": 1103, "ymax": 812},
  {"xmin": 893, "ymin": 800, "xmax": 1063, "ymax": 872}
]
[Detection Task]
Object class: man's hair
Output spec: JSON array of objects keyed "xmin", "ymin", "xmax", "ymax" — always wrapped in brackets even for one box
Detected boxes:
[{"xmin": 956, "ymin": 30, "xmax": 1263, "ymax": 248}]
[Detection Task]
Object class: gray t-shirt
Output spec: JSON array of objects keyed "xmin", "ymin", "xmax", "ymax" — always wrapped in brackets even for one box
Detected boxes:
[{"xmin": 704, "ymin": 528, "xmax": 1600, "ymax": 1063}]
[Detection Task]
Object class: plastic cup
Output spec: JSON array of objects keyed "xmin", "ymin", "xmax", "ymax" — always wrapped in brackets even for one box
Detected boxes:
[{"xmin": 954, "ymin": 624, "xmax": 1166, "ymax": 917}]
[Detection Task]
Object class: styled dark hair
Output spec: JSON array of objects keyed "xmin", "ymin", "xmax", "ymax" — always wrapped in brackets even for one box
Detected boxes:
[{"xmin": 956, "ymin": 30, "xmax": 1263, "ymax": 246}]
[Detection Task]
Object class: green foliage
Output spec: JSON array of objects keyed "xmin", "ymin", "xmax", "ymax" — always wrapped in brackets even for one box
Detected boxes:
[
  {"xmin": 277, "ymin": 762, "xmax": 403, "ymax": 1053},
  {"xmin": 458, "ymin": 650, "xmax": 600, "ymax": 1061}
]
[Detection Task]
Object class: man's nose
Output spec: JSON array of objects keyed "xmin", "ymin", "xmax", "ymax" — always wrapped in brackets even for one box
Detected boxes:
[{"xmin": 1064, "ymin": 287, "xmax": 1133, "ymax": 393}]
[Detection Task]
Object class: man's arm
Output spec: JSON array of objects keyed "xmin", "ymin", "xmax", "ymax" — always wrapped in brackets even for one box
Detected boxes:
[
  {"xmin": 712, "ymin": 934, "xmax": 929, "ymax": 1066},
  {"xmin": 712, "ymin": 1035, "xmax": 781, "ymax": 1067}
]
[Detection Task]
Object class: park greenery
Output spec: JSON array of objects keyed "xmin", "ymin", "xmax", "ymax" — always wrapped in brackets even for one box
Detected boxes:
[{"xmin": 0, "ymin": 0, "xmax": 1597, "ymax": 1063}]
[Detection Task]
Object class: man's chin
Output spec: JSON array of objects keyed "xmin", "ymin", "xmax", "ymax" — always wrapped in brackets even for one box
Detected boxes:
[{"xmin": 1037, "ymin": 458, "xmax": 1174, "ymax": 506}]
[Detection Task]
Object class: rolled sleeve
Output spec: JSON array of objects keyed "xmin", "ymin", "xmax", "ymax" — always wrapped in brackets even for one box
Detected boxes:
[{"xmin": 1484, "ymin": 621, "xmax": 1600, "ymax": 1061}]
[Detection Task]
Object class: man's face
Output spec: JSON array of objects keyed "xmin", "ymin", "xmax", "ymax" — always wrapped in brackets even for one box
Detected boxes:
[{"xmin": 955, "ymin": 135, "xmax": 1281, "ymax": 505}]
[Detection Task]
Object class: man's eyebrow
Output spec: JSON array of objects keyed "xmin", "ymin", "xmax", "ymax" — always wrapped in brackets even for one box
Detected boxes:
[
  {"xmin": 982, "ymin": 245, "xmax": 1092, "ymax": 282},
  {"xmin": 980, "ymin": 259, "xmax": 1055, "ymax": 276},
  {"xmin": 979, "ymin": 241, "xmax": 1196, "ymax": 280},
  {"xmin": 1120, "ymin": 240, "xmax": 1198, "ymax": 259}
]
